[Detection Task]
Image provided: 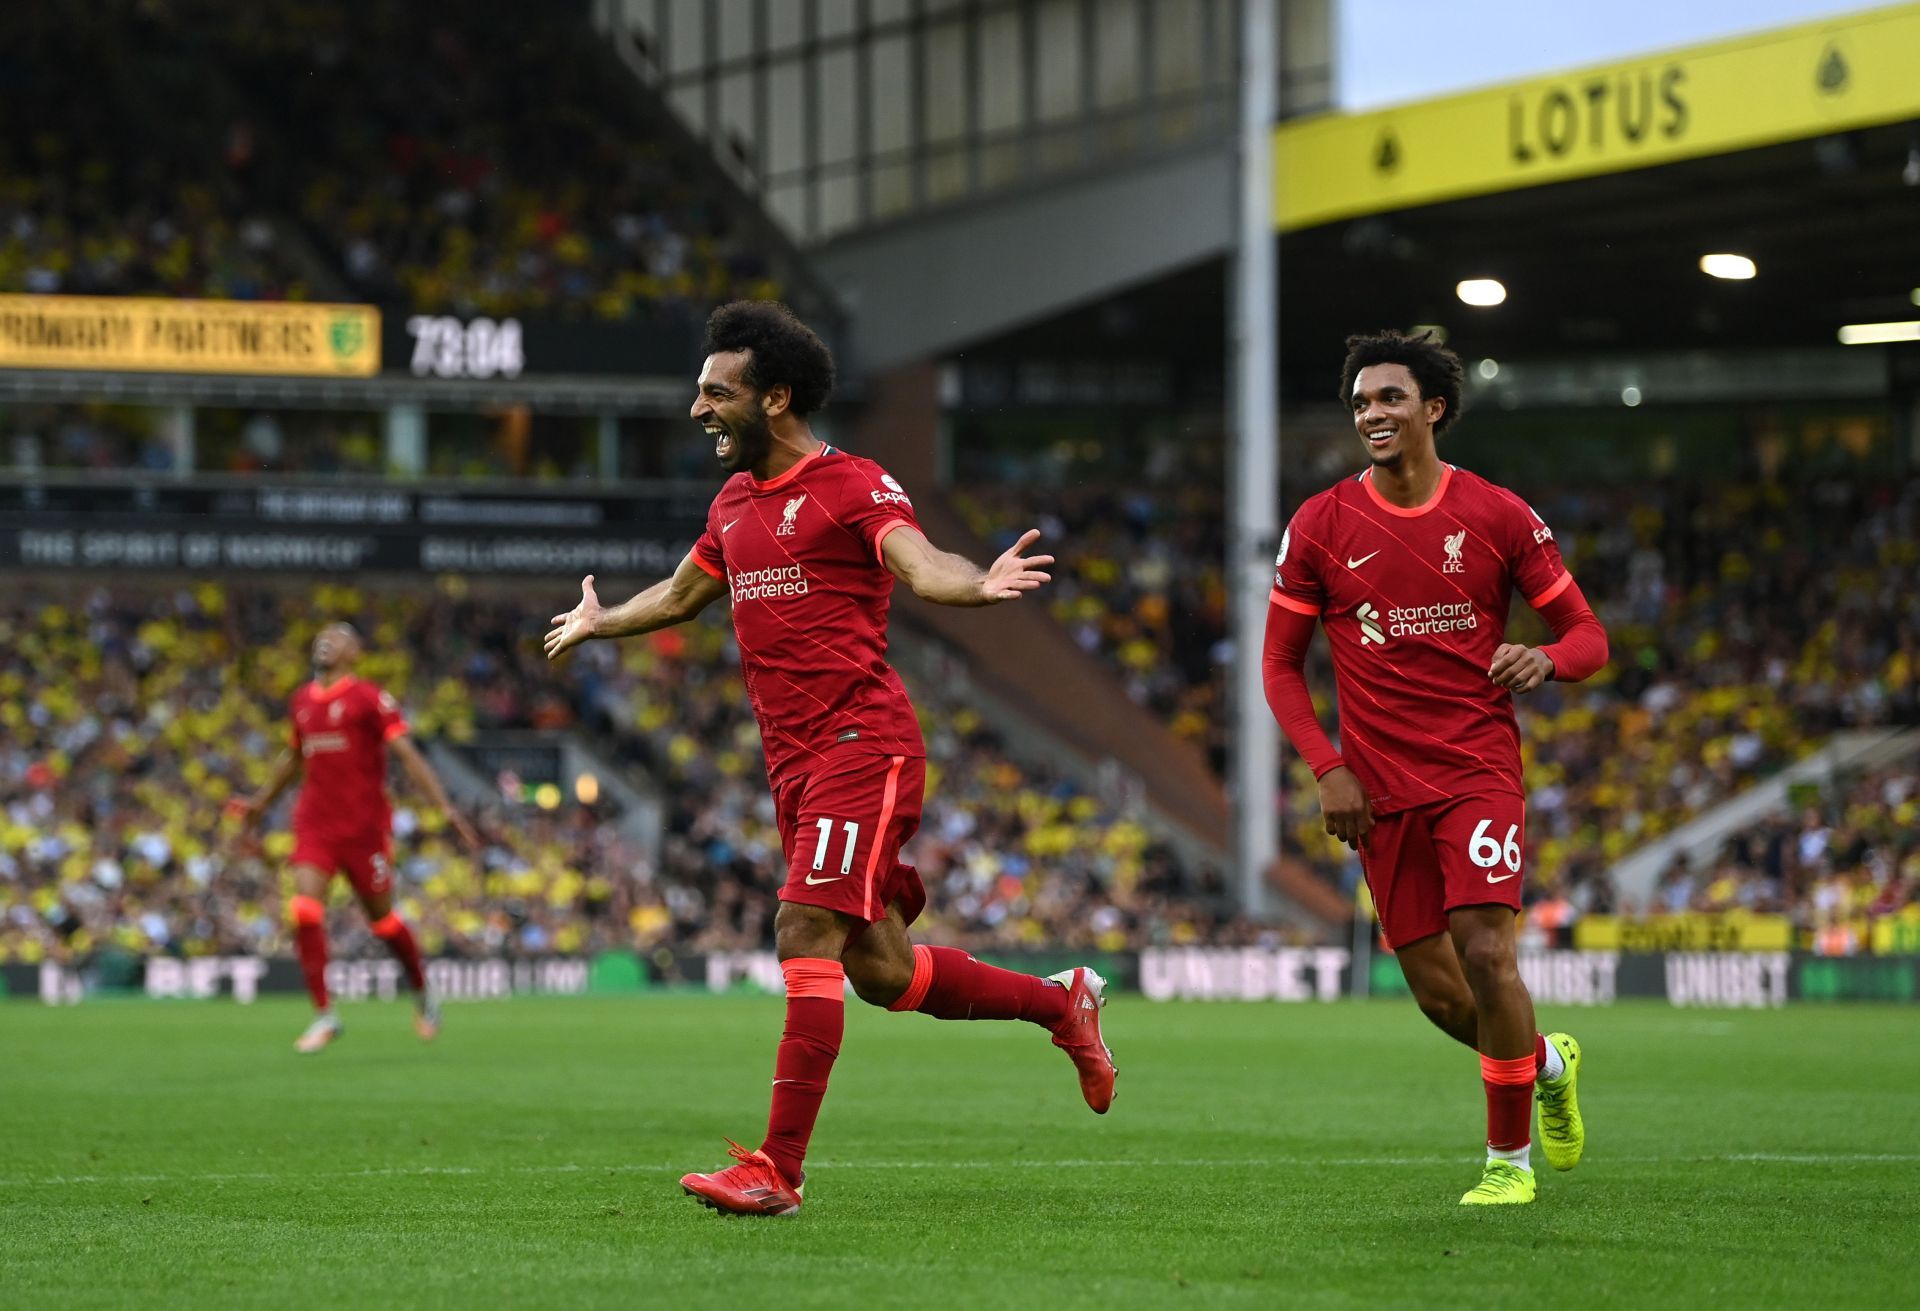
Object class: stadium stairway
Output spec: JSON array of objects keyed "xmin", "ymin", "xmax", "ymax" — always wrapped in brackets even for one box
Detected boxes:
[
  {"xmin": 425, "ymin": 733, "xmax": 665, "ymax": 858},
  {"xmin": 1608, "ymin": 726, "xmax": 1920, "ymax": 908}
]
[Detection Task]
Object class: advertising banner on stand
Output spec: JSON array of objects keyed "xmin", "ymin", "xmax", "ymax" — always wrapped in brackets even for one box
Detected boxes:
[
  {"xmin": 0, "ymin": 482, "xmax": 710, "ymax": 576},
  {"xmin": 0, "ymin": 294, "xmax": 379, "ymax": 376},
  {"xmin": 6, "ymin": 951, "xmax": 1917, "ymax": 1006}
]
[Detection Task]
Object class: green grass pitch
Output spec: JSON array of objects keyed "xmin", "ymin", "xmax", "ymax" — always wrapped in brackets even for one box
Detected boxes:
[{"xmin": 2, "ymin": 994, "xmax": 1914, "ymax": 1309}]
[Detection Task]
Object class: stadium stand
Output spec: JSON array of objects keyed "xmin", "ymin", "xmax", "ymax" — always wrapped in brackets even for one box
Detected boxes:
[
  {"xmin": 0, "ymin": 6, "xmax": 311, "ymax": 301},
  {"xmin": 1639, "ymin": 759, "xmax": 1919, "ymax": 953},
  {"xmin": 955, "ymin": 483, "xmax": 1231, "ymax": 775},
  {"xmin": 2, "ymin": 403, "xmax": 177, "ymax": 474},
  {"xmin": 0, "ymin": 402, "xmax": 394, "ymax": 477},
  {"xmin": 0, "ymin": 582, "xmax": 1245, "ymax": 969},
  {"xmin": 0, "ymin": 2, "xmax": 778, "ymax": 320},
  {"xmin": 215, "ymin": 1, "xmax": 782, "ymax": 320}
]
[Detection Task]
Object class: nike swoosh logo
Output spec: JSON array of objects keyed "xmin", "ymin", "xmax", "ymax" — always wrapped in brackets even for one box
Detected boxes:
[
  {"xmin": 803, "ymin": 873, "xmax": 842, "ymax": 886},
  {"xmin": 1346, "ymin": 551, "xmax": 1381, "ymax": 569},
  {"xmin": 722, "ymin": 520, "xmax": 739, "ymax": 532},
  {"xmin": 1487, "ymin": 872, "xmax": 1517, "ymax": 884}
]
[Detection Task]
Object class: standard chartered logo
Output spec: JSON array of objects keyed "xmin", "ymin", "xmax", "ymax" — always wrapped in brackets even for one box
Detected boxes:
[
  {"xmin": 1389, "ymin": 601, "xmax": 1478, "ymax": 636},
  {"xmin": 730, "ymin": 564, "xmax": 810, "ymax": 603},
  {"xmin": 1355, "ymin": 599, "xmax": 1479, "ymax": 646}
]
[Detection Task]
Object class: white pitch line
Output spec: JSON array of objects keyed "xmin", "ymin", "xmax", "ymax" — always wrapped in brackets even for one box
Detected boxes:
[{"xmin": 4, "ymin": 1152, "xmax": 1915, "ymax": 1188}]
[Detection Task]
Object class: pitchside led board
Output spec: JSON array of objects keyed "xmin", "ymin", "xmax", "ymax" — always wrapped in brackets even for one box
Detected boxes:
[{"xmin": 1272, "ymin": 3, "xmax": 1920, "ymax": 231}]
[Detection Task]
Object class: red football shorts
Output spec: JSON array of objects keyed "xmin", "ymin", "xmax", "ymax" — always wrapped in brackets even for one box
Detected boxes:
[
  {"xmin": 289, "ymin": 832, "xmax": 394, "ymax": 901},
  {"xmin": 773, "ymin": 751, "xmax": 926, "ymax": 927},
  {"xmin": 1360, "ymin": 794, "xmax": 1526, "ymax": 949}
]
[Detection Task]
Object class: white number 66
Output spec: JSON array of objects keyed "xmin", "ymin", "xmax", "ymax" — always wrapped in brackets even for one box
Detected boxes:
[{"xmin": 1469, "ymin": 819, "xmax": 1522, "ymax": 873}]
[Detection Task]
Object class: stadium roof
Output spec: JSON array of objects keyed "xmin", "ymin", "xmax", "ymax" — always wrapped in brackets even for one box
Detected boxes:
[
  {"xmin": 946, "ymin": 6, "xmax": 1920, "ymax": 403},
  {"xmin": 1272, "ymin": 3, "xmax": 1920, "ymax": 385},
  {"xmin": 1278, "ymin": 116, "xmax": 1920, "ymax": 385},
  {"xmin": 953, "ymin": 114, "xmax": 1920, "ymax": 406}
]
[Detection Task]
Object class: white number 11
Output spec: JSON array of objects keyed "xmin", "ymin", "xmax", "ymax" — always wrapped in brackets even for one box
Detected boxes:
[{"xmin": 811, "ymin": 818, "xmax": 861, "ymax": 875}]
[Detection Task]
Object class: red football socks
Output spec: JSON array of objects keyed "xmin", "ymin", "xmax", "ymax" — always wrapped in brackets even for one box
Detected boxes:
[
  {"xmin": 1481, "ymin": 1053, "xmax": 1536, "ymax": 1153},
  {"xmin": 289, "ymin": 894, "xmax": 330, "ymax": 1010},
  {"xmin": 760, "ymin": 958, "xmax": 846, "ymax": 1185},
  {"xmin": 888, "ymin": 944, "xmax": 1070, "ymax": 1028},
  {"xmin": 370, "ymin": 911, "xmax": 426, "ymax": 993}
]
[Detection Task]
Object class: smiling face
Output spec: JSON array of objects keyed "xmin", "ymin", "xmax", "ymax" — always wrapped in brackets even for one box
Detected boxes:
[
  {"xmin": 691, "ymin": 350, "xmax": 777, "ymax": 474},
  {"xmin": 1350, "ymin": 362, "xmax": 1446, "ymax": 470},
  {"xmin": 311, "ymin": 623, "xmax": 361, "ymax": 673}
]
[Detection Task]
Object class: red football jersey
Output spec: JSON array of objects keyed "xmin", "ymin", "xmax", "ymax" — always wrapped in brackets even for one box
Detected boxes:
[
  {"xmin": 1271, "ymin": 464, "xmax": 1572, "ymax": 814},
  {"xmin": 288, "ymin": 675, "xmax": 408, "ymax": 843},
  {"xmin": 690, "ymin": 443, "xmax": 925, "ymax": 785}
]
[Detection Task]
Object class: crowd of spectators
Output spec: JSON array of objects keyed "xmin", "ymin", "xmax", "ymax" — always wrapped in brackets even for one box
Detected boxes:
[
  {"xmin": 955, "ymin": 483, "xmax": 1231, "ymax": 773},
  {"xmin": 0, "ymin": 403, "xmax": 396, "ymax": 478},
  {"xmin": 0, "ymin": 581, "xmax": 1242, "ymax": 971},
  {"xmin": 1718, "ymin": 762, "xmax": 1919, "ymax": 955},
  {"xmin": 1500, "ymin": 476, "xmax": 1917, "ymax": 918},
  {"xmin": 216, "ymin": 2, "xmax": 781, "ymax": 322},
  {"xmin": 0, "ymin": 6, "xmax": 312, "ymax": 302},
  {"xmin": 1518, "ymin": 758, "xmax": 1920, "ymax": 956},
  {"xmin": 2, "ymin": 403, "xmax": 177, "ymax": 474},
  {"xmin": 0, "ymin": 2, "xmax": 779, "ymax": 324}
]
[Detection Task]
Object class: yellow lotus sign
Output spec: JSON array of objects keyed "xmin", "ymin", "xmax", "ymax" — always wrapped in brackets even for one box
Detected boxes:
[{"xmin": 1275, "ymin": 3, "xmax": 1920, "ymax": 230}]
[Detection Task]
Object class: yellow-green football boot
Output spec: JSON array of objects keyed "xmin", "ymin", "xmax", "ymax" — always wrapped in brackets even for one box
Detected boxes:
[
  {"xmin": 1535, "ymin": 1032, "xmax": 1584, "ymax": 1172},
  {"xmin": 1458, "ymin": 1159, "xmax": 1537, "ymax": 1205}
]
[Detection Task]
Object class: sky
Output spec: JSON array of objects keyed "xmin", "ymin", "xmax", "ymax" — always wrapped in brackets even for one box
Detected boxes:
[{"xmin": 1335, "ymin": 0, "xmax": 1891, "ymax": 110}]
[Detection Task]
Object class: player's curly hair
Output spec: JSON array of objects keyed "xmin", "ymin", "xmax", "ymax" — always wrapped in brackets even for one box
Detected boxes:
[
  {"xmin": 704, "ymin": 300, "xmax": 836, "ymax": 418},
  {"xmin": 1338, "ymin": 330, "xmax": 1465, "ymax": 434}
]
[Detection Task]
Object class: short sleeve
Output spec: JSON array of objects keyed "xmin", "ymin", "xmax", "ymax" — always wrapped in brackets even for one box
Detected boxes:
[
  {"xmin": 691, "ymin": 527, "xmax": 726, "ymax": 579},
  {"xmin": 837, "ymin": 460, "xmax": 922, "ymax": 561},
  {"xmin": 1270, "ymin": 508, "xmax": 1327, "ymax": 616},
  {"xmin": 691, "ymin": 492, "xmax": 727, "ymax": 578},
  {"xmin": 374, "ymin": 687, "xmax": 409, "ymax": 741},
  {"xmin": 1502, "ymin": 493, "xmax": 1572, "ymax": 610}
]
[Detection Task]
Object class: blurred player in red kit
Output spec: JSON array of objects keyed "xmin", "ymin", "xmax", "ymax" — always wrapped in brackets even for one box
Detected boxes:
[
  {"xmin": 236, "ymin": 622, "xmax": 480, "ymax": 1054},
  {"xmin": 1263, "ymin": 331, "xmax": 1609, "ymax": 1205},
  {"xmin": 545, "ymin": 301, "xmax": 1115, "ymax": 1217}
]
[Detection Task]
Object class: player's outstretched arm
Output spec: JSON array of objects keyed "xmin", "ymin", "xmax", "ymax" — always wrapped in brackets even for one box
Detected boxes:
[
  {"xmin": 232, "ymin": 747, "xmax": 302, "ymax": 835},
  {"xmin": 881, "ymin": 526, "xmax": 1053, "ymax": 607},
  {"xmin": 544, "ymin": 552, "xmax": 728, "ymax": 660},
  {"xmin": 387, "ymin": 734, "xmax": 483, "ymax": 853}
]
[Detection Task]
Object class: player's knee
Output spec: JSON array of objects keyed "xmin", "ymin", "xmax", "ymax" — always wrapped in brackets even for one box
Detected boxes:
[
  {"xmin": 773, "ymin": 901, "xmax": 848, "ymax": 962},
  {"xmin": 845, "ymin": 955, "xmax": 912, "ymax": 1008},
  {"xmin": 1457, "ymin": 932, "xmax": 1517, "ymax": 990}
]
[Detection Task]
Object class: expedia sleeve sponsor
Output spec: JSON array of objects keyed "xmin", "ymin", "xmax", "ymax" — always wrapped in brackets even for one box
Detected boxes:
[{"xmin": 0, "ymin": 294, "xmax": 379, "ymax": 377}]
